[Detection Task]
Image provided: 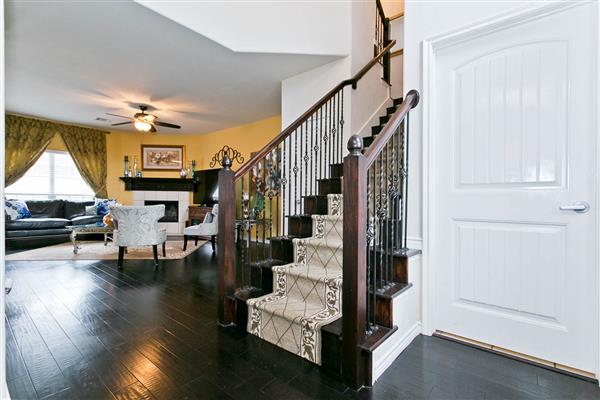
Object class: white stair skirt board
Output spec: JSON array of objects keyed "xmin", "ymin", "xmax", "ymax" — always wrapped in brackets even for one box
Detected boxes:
[
  {"xmin": 247, "ymin": 194, "xmax": 343, "ymax": 365},
  {"xmin": 372, "ymin": 254, "xmax": 422, "ymax": 382}
]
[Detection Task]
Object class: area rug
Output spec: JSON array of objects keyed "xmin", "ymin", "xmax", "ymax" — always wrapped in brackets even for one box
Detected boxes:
[{"xmin": 5, "ymin": 239, "xmax": 207, "ymax": 261}]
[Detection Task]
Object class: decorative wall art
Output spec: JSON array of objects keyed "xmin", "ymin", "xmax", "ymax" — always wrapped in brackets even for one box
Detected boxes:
[{"xmin": 141, "ymin": 145, "xmax": 184, "ymax": 171}]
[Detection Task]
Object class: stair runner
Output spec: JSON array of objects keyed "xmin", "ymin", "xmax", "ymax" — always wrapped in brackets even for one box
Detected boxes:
[{"xmin": 247, "ymin": 194, "xmax": 343, "ymax": 365}]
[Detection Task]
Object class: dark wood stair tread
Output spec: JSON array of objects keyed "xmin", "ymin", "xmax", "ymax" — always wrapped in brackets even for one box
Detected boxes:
[
  {"xmin": 234, "ymin": 286, "xmax": 263, "ymax": 301},
  {"xmin": 371, "ymin": 247, "xmax": 422, "ymax": 259},
  {"xmin": 248, "ymin": 258, "xmax": 287, "ymax": 269},
  {"xmin": 374, "ymin": 282, "xmax": 412, "ymax": 300},
  {"xmin": 322, "ymin": 318, "xmax": 343, "ymax": 336},
  {"xmin": 360, "ymin": 325, "xmax": 398, "ymax": 352}
]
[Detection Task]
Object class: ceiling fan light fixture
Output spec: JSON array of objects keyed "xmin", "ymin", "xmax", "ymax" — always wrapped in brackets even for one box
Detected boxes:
[{"xmin": 134, "ymin": 119, "xmax": 153, "ymax": 132}]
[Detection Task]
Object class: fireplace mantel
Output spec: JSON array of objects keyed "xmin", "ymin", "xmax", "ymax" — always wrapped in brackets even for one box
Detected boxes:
[{"xmin": 120, "ymin": 177, "xmax": 197, "ymax": 192}]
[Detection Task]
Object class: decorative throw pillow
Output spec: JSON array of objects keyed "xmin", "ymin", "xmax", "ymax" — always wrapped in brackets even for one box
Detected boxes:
[
  {"xmin": 95, "ymin": 198, "xmax": 117, "ymax": 216},
  {"xmin": 85, "ymin": 205, "xmax": 96, "ymax": 216},
  {"xmin": 5, "ymin": 199, "xmax": 32, "ymax": 220}
]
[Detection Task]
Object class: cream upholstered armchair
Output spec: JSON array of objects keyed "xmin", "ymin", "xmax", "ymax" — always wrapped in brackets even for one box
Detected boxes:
[
  {"xmin": 110, "ymin": 205, "xmax": 167, "ymax": 268},
  {"xmin": 184, "ymin": 204, "xmax": 218, "ymax": 252}
]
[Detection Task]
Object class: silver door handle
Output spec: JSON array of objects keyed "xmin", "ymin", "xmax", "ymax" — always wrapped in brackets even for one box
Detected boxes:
[{"xmin": 559, "ymin": 201, "xmax": 590, "ymax": 213}]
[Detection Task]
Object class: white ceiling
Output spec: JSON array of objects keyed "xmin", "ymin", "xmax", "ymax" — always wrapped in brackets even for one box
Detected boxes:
[{"xmin": 4, "ymin": 1, "xmax": 339, "ymax": 134}]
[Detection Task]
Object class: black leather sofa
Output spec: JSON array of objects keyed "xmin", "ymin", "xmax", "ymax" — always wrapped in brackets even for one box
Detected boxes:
[{"xmin": 5, "ymin": 200, "xmax": 103, "ymax": 249}]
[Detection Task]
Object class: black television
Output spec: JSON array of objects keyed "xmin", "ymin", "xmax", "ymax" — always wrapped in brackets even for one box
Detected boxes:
[{"xmin": 193, "ymin": 168, "xmax": 219, "ymax": 205}]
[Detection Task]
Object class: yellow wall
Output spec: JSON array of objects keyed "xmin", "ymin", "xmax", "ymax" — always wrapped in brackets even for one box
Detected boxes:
[{"xmin": 106, "ymin": 115, "xmax": 281, "ymax": 204}]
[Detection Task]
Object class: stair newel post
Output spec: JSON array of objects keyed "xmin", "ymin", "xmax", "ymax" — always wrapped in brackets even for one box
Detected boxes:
[
  {"xmin": 343, "ymin": 135, "xmax": 368, "ymax": 389},
  {"xmin": 218, "ymin": 155, "xmax": 236, "ymax": 326}
]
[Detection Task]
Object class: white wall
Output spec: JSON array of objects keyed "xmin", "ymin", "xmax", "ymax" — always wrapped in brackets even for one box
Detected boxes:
[
  {"xmin": 350, "ymin": 1, "xmax": 391, "ymax": 141},
  {"xmin": 404, "ymin": 0, "xmax": 533, "ymax": 242},
  {"xmin": 281, "ymin": 0, "xmax": 391, "ymax": 149},
  {"xmin": 390, "ymin": 17, "xmax": 404, "ymax": 99},
  {"xmin": 281, "ymin": 57, "xmax": 351, "ymax": 132},
  {"xmin": 136, "ymin": 0, "xmax": 349, "ymax": 56}
]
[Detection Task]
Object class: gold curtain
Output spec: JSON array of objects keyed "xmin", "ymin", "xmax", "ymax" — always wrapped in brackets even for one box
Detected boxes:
[
  {"xmin": 5, "ymin": 114, "xmax": 55, "ymax": 187},
  {"xmin": 57, "ymin": 124, "xmax": 108, "ymax": 198}
]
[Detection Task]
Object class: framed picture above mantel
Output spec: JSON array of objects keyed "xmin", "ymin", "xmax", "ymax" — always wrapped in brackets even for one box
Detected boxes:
[{"xmin": 141, "ymin": 145, "xmax": 185, "ymax": 171}]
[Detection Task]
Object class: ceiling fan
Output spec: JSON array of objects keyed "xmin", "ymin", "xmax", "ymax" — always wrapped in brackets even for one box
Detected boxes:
[{"xmin": 106, "ymin": 105, "xmax": 181, "ymax": 132}]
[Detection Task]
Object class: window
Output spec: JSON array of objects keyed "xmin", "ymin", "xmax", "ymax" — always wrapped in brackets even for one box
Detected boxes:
[{"xmin": 6, "ymin": 150, "xmax": 94, "ymax": 201}]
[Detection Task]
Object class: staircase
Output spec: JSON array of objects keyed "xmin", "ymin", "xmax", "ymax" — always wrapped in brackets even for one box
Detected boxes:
[
  {"xmin": 245, "ymin": 98, "xmax": 405, "ymax": 366},
  {"xmin": 216, "ymin": 1, "xmax": 421, "ymax": 389},
  {"xmin": 247, "ymin": 193, "xmax": 343, "ymax": 364}
]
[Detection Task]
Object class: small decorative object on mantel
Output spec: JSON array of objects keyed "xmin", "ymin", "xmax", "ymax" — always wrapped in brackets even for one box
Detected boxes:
[
  {"xmin": 142, "ymin": 144, "xmax": 185, "ymax": 171},
  {"xmin": 133, "ymin": 156, "xmax": 140, "ymax": 177},
  {"xmin": 191, "ymin": 160, "xmax": 197, "ymax": 181},
  {"xmin": 209, "ymin": 145, "xmax": 244, "ymax": 168},
  {"xmin": 179, "ymin": 168, "xmax": 189, "ymax": 178},
  {"xmin": 123, "ymin": 156, "xmax": 130, "ymax": 177}
]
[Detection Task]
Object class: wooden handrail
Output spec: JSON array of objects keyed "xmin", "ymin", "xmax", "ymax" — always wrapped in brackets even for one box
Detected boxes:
[
  {"xmin": 233, "ymin": 40, "xmax": 396, "ymax": 181},
  {"xmin": 389, "ymin": 11, "xmax": 404, "ymax": 21},
  {"xmin": 391, "ymin": 48, "xmax": 403, "ymax": 58},
  {"xmin": 364, "ymin": 89, "xmax": 419, "ymax": 165}
]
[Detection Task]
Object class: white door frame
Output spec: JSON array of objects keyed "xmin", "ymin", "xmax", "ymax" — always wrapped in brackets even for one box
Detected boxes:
[{"xmin": 421, "ymin": 0, "xmax": 600, "ymax": 378}]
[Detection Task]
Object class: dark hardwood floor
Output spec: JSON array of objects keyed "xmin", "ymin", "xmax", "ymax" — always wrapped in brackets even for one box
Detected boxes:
[{"xmin": 6, "ymin": 243, "xmax": 600, "ymax": 399}]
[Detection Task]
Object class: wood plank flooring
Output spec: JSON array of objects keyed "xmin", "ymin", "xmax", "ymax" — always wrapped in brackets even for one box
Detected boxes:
[{"xmin": 6, "ymin": 243, "xmax": 600, "ymax": 399}]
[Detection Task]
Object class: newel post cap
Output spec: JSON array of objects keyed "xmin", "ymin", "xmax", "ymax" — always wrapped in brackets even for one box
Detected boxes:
[
  {"xmin": 407, "ymin": 89, "xmax": 420, "ymax": 109},
  {"xmin": 347, "ymin": 135, "xmax": 364, "ymax": 155},
  {"xmin": 221, "ymin": 155, "xmax": 232, "ymax": 169}
]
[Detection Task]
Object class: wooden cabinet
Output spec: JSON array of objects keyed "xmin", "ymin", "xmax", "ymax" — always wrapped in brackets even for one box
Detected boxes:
[{"xmin": 187, "ymin": 205, "xmax": 213, "ymax": 227}]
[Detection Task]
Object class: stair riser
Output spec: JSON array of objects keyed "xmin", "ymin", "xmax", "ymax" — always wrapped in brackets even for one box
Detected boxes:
[
  {"xmin": 330, "ymin": 164, "xmax": 344, "ymax": 179},
  {"xmin": 304, "ymin": 196, "xmax": 328, "ymax": 215},
  {"xmin": 251, "ymin": 264, "xmax": 273, "ymax": 293},
  {"xmin": 393, "ymin": 257, "xmax": 408, "ymax": 283},
  {"xmin": 376, "ymin": 296, "xmax": 393, "ymax": 328},
  {"xmin": 368, "ymin": 250, "xmax": 408, "ymax": 284},
  {"xmin": 321, "ymin": 330, "xmax": 342, "ymax": 375},
  {"xmin": 287, "ymin": 216, "xmax": 313, "ymax": 238},
  {"xmin": 271, "ymin": 238, "xmax": 295, "ymax": 263},
  {"xmin": 318, "ymin": 179, "xmax": 342, "ymax": 195}
]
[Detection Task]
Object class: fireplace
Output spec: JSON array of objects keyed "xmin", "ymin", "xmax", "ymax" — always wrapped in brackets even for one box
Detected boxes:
[
  {"xmin": 144, "ymin": 200, "xmax": 179, "ymax": 223},
  {"xmin": 134, "ymin": 191, "xmax": 188, "ymax": 235}
]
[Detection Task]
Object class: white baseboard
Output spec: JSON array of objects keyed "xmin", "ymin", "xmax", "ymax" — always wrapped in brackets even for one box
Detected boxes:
[
  {"xmin": 406, "ymin": 236, "xmax": 422, "ymax": 250},
  {"xmin": 372, "ymin": 322, "xmax": 422, "ymax": 382}
]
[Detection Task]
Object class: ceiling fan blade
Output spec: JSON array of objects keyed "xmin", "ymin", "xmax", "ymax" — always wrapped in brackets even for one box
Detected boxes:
[
  {"xmin": 154, "ymin": 121, "xmax": 181, "ymax": 129},
  {"xmin": 106, "ymin": 113, "xmax": 134, "ymax": 120},
  {"xmin": 111, "ymin": 122, "xmax": 132, "ymax": 126}
]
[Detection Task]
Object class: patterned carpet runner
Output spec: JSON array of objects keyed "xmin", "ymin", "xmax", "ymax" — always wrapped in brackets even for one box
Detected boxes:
[{"xmin": 247, "ymin": 194, "xmax": 343, "ymax": 365}]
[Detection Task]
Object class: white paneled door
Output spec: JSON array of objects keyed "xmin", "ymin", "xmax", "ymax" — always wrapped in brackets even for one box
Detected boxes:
[{"xmin": 430, "ymin": 3, "xmax": 598, "ymax": 374}]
